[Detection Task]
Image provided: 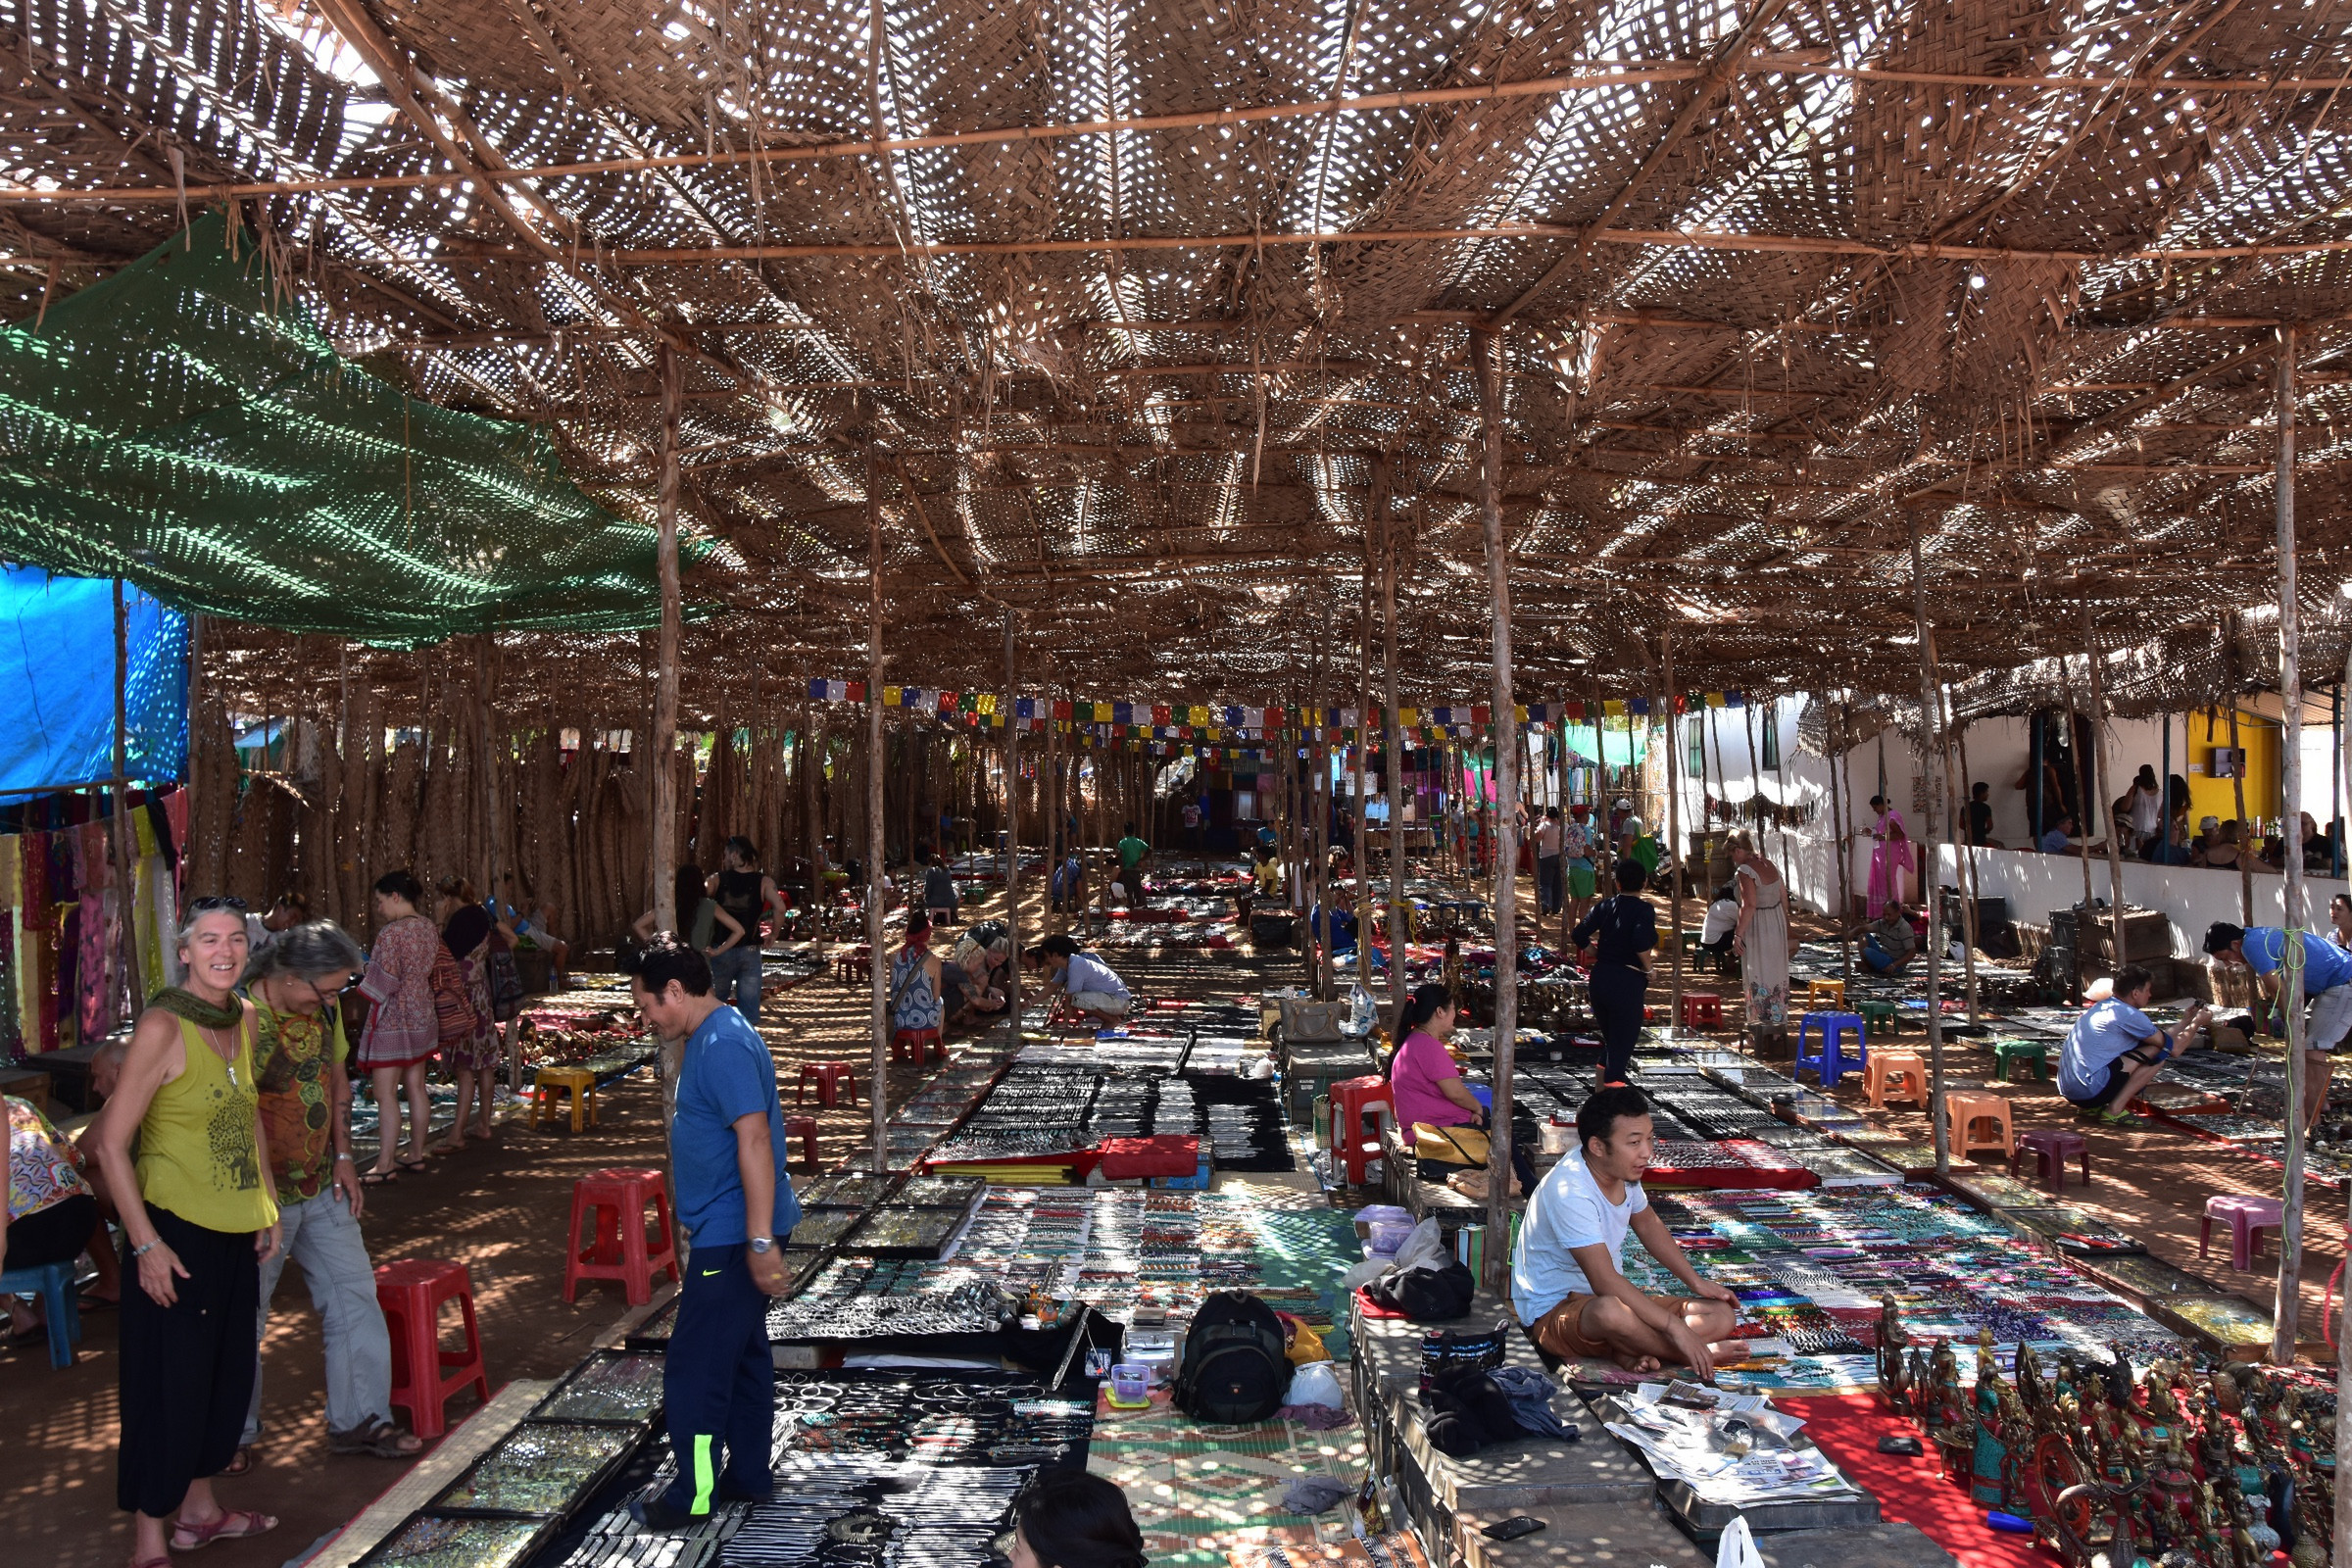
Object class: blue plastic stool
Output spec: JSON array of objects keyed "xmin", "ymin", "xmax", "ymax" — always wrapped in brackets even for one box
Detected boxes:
[
  {"xmin": 0, "ymin": 1258, "xmax": 81, "ymax": 1368},
  {"xmin": 1794, "ymin": 1012, "xmax": 1869, "ymax": 1089}
]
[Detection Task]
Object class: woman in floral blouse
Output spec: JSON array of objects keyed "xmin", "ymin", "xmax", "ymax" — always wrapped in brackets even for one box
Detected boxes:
[{"xmin": 355, "ymin": 871, "xmax": 438, "ymax": 1183}]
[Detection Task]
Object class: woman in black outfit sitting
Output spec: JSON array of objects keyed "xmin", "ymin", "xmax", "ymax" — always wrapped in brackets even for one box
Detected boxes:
[{"xmin": 1573, "ymin": 860, "xmax": 1657, "ymax": 1087}]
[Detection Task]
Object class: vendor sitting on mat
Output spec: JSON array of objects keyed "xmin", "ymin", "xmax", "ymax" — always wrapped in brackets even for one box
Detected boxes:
[
  {"xmin": 1511, "ymin": 1085, "xmax": 1739, "ymax": 1378},
  {"xmin": 2059, "ymin": 962, "xmax": 2206, "ymax": 1124},
  {"xmin": 1026, "ymin": 935, "xmax": 1132, "ymax": 1024}
]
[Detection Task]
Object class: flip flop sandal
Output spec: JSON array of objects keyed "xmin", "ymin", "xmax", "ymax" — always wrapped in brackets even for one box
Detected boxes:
[
  {"xmin": 329, "ymin": 1419, "xmax": 423, "ymax": 1458},
  {"xmin": 360, "ymin": 1169, "xmax": 399, "ymax": 1187},
  {"xmin": 171, "ymin": 1510, "xmax": 275, "ymax": 1550},
  {"xmin": 220, "ymin": 1446, "xmax": 256, "ymax": 1477},
  {"xmin": 397, "ymin": 1158, "xmax": 428, "ymax": 1172}
]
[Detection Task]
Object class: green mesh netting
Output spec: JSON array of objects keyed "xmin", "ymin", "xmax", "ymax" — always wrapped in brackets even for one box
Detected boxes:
[{"xmin": 0, "ymin": 215, "xmax": 703, "ymax": 647}]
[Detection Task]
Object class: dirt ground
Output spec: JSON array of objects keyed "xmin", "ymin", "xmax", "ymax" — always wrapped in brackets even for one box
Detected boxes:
[{"xmin": 4, "ymin": 861, "xmax": 2334, "ymax": 1568}]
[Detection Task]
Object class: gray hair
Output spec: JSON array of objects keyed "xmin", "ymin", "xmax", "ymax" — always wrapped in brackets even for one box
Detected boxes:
[{"xmin": 242, "ymin": 919, "xmax": 365, "ymax": 987}]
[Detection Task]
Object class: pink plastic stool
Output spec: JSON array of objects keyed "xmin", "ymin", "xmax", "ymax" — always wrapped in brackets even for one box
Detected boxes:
[
  {"xmin": 2201, "ymin": 1194, "xmax": 2285, "ymax": 1272},
  {"xmin": 2010, "ymin": 1129, "xmax": 2091, "ymax": 1197}
]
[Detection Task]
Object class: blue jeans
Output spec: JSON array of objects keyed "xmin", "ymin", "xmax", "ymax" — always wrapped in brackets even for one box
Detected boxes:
[
  {"xmin": 245, "ymin": 1188, "xmax": 393, "ymax": 1444},
  {"xmin": 1537, "ymin": 856, "xmax": 1562, "ymax": 913},
  {"xmin": 660, "ymin": 1243, "xmax": 775, "ymax": 1514},
  {"xmin": 709, "ymin": 946, "xmax": 763, "ymax": 1024}
]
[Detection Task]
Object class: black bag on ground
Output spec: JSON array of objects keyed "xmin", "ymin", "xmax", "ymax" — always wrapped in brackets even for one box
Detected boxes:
[
  {"xmin": 1420, "ymin": 1364, "xmax": 1529, "ymax": 1457},
  {"xmin": 1174, "ymin": 1291, "xmax": 1292, "ymax": 1423},
  {"xmin": 1364, "ymin": 1258, "xmax": 1475, "ymax": 1322}
]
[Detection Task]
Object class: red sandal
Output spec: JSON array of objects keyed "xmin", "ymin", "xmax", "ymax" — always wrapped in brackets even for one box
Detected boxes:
[{"xmin": 170, "ymin": 1510, "xmax": 277, "ymax": 1550}]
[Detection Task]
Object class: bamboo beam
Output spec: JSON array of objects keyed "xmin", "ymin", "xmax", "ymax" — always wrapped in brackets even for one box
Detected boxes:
[
  {"xmin": 2274, "ymin": 326, "xmax": 2308, "ymax": 1368},
  {"xmin": 1474, "ymin": 330, "xmax": 1521, "ymax": 1287},
  {"xmin": 16, "ymin": 60, "xmax": 2337, "ymax": 208}
]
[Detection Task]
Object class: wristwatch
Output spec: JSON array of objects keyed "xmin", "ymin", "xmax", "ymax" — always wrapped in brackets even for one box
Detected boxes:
[{"xmin": 748, "ymin": 1236, "xmax": 775, "ymax": 1254}]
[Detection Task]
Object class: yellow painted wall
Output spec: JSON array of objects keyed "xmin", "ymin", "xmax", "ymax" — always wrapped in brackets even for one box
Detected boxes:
[{"xmin": 2183, "ymin": 706, "xmax": 2279, "ymax": 826}]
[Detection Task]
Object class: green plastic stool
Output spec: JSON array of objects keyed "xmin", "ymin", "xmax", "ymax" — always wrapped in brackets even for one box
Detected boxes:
[
  {"xmin": 1856, "ymin": 999, "xmax": 1899, "ymax": 1034},
  {"xmin": 1992, "ymin": 1039, "xmax": 2050, "ymax": 1083}
]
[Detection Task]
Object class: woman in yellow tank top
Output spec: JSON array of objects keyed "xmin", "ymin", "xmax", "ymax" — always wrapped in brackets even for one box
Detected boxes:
[{"xmin": 88, "ymin": 900, "xmax": 283, "ymax": 1568}]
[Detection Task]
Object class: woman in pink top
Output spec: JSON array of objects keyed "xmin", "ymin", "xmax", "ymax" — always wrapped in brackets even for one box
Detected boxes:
[
  {"xmin": 1387, "ymin": 983, "xmax": 1539, "ymax": 1193},
  {"xmin": 1388, "ymin": 984, "xmax": 1482, "ymax": 1133}
]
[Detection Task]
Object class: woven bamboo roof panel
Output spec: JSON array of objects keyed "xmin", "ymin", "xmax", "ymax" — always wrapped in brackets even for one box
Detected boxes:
[{"xmin": 3, "ymin": 0, "xmax": 2352, "ymax": 712}]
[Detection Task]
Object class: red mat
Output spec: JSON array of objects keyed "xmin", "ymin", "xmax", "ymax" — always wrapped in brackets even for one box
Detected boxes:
[{"xmin": 1777, "ymin": 1394, "xmax": 2054, "ymax": 1568}]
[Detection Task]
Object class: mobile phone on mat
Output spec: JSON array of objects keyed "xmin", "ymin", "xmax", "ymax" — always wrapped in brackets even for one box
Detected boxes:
[{"xmin": 1481, "ymin": 1516, "xmax": 1545, "ymax": 1542}]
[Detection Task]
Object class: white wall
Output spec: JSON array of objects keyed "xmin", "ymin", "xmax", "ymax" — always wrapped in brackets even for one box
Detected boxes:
[
  {"xmin": 1666, "ymin": 693, "xmax": 2346, "ymax": 941},
  {"xmin": 1935, "ymin": 844, "xmax": 2346, "ymax": 957}
]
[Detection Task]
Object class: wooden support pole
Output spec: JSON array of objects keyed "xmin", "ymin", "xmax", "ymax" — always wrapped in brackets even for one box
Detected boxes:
[
  {"xmin": 652, "ymin": 343, "xmax": 682, "ymax": 933},
  {"xmin": 1354, "ymin": 466, "xmax": 1377, "ymax": 995},
  {"xmin": 1908, "ymin": 514, "xmax": 1950, "ymax": 1177},
  {"xmin": 2225, "ymin": 614, "xmax": 2256, "ymax": 924},
  {"xmin": 1661, "ymin": 630, "xmax": 1684, "ymax": 1035},
  {"xmin": 2339, "ymin": 621, "xmax": 2352, "ymax": 1568},
  {"xmin": 1383, "ymin": 486, "xmax": 1407, "ymax": 1030},
  {"xmin": 2082, "ymin": 603, "xmax": 2132, "ymax": 971},
  {"xmin": 1472, "ymin": 330, "xmax": 1519, "ymax": 1286},
  {"xmin": 1948, "ymin": 697, "xmax": 1984, "ymax": 1025},
  {"xmin": 1832, "ymin": 701, "xmax": 1855, "ymax": 986},
  {"xmin": 110, "ymin": 579, "xmax": 144, "ymax": 1015},
  {"xmin": 1004, "ymin": 612, "xmax": 1022, "ymax": 1033},
  {"xmin": 866, "ymin": 454, "xmax": 890, "ymax": 1174},
  {"xmin": 2274, "ymin": 327, "xmax": 2309, "ymax": 1367}
]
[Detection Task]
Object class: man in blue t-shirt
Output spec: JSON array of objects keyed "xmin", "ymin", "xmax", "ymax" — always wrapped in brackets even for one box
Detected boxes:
[
  {"xmin": 2059, "ymin": 963, "xmax": 2206, "ymax": 1122},
  {"xmin": 2207, "ymin": 921, "xmax": 2352, "ymax": 1131},
  {"xmin": 623, "ymin": 936, "xmax": 802, "ymax": 1531}
]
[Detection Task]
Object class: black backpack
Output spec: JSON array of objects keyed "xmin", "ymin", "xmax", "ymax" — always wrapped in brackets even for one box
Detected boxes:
[{"xmin": 1174, "ymin": 1291, "xmax": 1292, "ymax": 1423}]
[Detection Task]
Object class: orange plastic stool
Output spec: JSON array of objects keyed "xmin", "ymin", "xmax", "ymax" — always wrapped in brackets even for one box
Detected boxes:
[
  {"xmin": 1680, "ymin": 993, "xmax": 1725, "ymax": 1029},
  {"xmin": 375, "ymin": 1259, "xmax": 490, "ymax": 1439},
  {"xmin": 783, "ymin": 1114, "xmax": 819, "ymax": 1166},
  {"xmin": 563, "ymin": 1167, "xmax": 680, "ymax": 1306},
  {"xmin": 1867, "ymin": 1050, "xmax": 1930, "ymax": 1109},
  {"xmin": 1943, "ymin": 1092, "xmax": 2015, "ymax": 1159},
  {"xmin": 797, "ymin": 1061, "xmax": 859, "ymax": 1107},
  {"xmin": 1330, "ymin": 1075, "xmax": 1396, "ymax": 1186},
  {"xmin": 891, "ymin": 1027, "xmax": 946, "ymax": 1064}
]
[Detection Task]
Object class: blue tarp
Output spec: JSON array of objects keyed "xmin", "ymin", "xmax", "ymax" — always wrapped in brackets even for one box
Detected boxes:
[{"xmin": 0, "ymin": 566, "xmax": 187, "ymax": 793}]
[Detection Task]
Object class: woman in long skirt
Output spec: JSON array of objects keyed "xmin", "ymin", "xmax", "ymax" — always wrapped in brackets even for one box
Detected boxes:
[{"xmin": 1731, "ymin": 832, "xmax": 1790, "ymax": 1053}]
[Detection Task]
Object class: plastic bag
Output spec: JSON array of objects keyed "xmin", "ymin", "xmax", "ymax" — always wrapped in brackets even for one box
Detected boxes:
[
  {"xmin": 1288, "ymin": 1361, "xmax": 1346, "ymax": 1409},
  {"xmin": 1391, "ymin": 1216, "xmax": 1450, "ymax": 1274},
  {"xmin": 1715, "ymin": 1516, "xmax": 1767, "ymax": 1568}
]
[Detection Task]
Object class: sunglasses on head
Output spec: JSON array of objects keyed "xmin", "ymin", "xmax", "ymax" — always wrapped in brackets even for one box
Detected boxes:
[{"xmin": 185, "ymin": 895, "xmax": 249, "ymax": 914}]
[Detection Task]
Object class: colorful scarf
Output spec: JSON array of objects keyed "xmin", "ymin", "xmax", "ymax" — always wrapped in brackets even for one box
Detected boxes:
[{"xmin": 149, "ymin": 985, "xmax": 243, "ymax": 1031}]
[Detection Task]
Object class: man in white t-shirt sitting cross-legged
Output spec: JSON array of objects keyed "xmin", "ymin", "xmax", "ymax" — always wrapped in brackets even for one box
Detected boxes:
[{"xmin": 1509, "ymin": 1085, "xmax": 1740, "ymax": 1377}]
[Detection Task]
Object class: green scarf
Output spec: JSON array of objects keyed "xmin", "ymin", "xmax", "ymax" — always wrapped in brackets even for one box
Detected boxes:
[{"xmin": 150, "ymin": 986, "xmax": 244, "ymax": 1031}]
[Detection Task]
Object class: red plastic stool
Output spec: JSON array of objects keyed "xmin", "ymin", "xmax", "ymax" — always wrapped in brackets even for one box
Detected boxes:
[
  {"xmin": 2011, "ymin": 1129, "xmax": 2091, "ymax": 1197},
  {"xmin": 834, "ymin": 947, "xmax": 872, "ymax": 986},
  {"xmin": 892, "ymin": 1028, "xmax": 946, "ymax": 1064},
  {"xmin": 797, "ymin": 1061, "xmax": 859, "ymax": 1107},
  {"xmin": 375, "ymin": 1259, "xmax": 490, "ymax": 1439},
  {"xmin": 783, "ymin": 1114, "xmax": 819, "ymax": 1167},
  {"xmin": 563, "ymin": 1167, "xmax": 680, "ymax": 1306},
  {"xmin": 1680, "ymin": 993, "xmax": 1725, "ymax": 1029},
  {"xmin": 2201, "ymin": 1194, "xmax": 2284, "ymax": 1272},
  {"xmin": 1330, "ymin": 1075, "xmax": 1396, "ymax": 1186}
]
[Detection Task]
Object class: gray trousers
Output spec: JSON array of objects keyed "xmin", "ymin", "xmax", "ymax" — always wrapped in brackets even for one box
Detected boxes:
[
  {"xmin": 245, "ymin": 1188, "xmax": 395, "ymax": 1443},
  {"xmin": 709, "ymin": 946, "xmax": 764, "ymax": 1024}
]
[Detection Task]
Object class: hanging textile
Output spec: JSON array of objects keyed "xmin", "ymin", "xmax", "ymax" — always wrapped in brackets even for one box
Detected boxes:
[{"xmin": 75, "ymin": 890, "xmax": 113, "ymax": 1045}]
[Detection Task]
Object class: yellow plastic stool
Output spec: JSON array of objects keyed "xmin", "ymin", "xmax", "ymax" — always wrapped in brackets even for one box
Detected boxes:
[
  {"xmin": 1804, "ymin": 978, "xmax": 1847, "ymax": 1011},
  {"xmin": 532, "ymin": 1067, "xmax": 600, "ymax": 1132}
]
